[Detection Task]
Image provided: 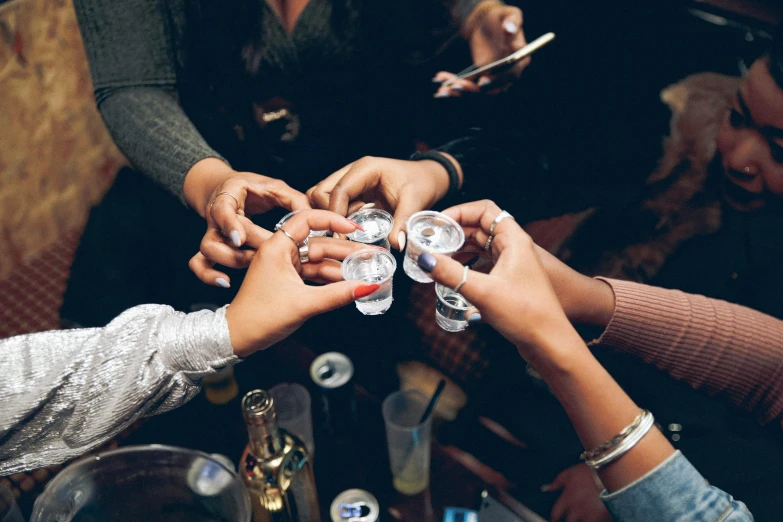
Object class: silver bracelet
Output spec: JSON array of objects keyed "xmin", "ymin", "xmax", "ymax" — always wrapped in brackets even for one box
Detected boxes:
[
  {"xmin": 580, "ymin": 410, "xmax": 644, "ymax": 461},
  {"xmin": 583, "ymin": 410, "xmax": 655, "ymax": 471}
]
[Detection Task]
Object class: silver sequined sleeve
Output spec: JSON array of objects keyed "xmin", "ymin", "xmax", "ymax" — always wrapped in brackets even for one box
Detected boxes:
[{"xmin": 0, "ymin": 304, "xmax": 238, "ymax": 475}]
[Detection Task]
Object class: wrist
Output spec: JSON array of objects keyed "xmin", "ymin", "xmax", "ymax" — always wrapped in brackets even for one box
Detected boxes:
[
  {"xmin": 520, "ymin": 327, "xmax": 593, "ymax": 381},
  {"xmin": 411, "ymin": 151, "xmax": 463, "ymax": 202},
  {"xmin": 184, "ymin": 157, "xmax": 235, "ymax": 217},
  {"xmin": 462, "ymin": 0, "xmax": 504, "ymax": 39},
  {"xmin": 571, "ymin": 277, "xmax": 616, "ymax": 328}
]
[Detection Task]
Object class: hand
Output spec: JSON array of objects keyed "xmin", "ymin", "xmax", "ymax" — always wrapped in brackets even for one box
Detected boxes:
[
  {"xmin": 184, "ymin": 159, "xmax": 312, "ymax": 287},
  {"xmin": 415, "ymin": 199, "xmax": 577, "ymax": 361},
  {"xmin": 543, "ymin": 464, "xmax": 612, "ymax": 522},
  {"xmin": 434, "ymin": 3, "xmax": 527, "ymax": 98},
  {"xmin": 307, "ymin": 155, "xmax": 460, "ymax": 251},
  {"xmin": 225, "ymin": 209, "xmax": 381, "ymax": 357}
]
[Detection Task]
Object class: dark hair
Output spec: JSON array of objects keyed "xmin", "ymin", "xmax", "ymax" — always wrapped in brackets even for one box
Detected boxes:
[{"xmin": 768, "ymin": 26, "xmax": 783, "ymax": 90}]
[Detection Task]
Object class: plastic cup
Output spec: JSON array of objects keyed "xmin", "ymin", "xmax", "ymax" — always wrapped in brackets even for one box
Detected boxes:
[
  {"xmin": 347, "ymin": 208, "xmax": 394, "ymax": 249},
  {"xmin": 404, "ymin": 211, "xmax": 465, "ymax": 283},
  {"xmin": 275, "ymin": 210, "xmax": 329, "ymax": 237},
  {"xmin": 382, "ymin": 390, "xmax": 432, "ymax": 495},
  {"xmin": 435, "ymin": 283, "xmax": 473, "ymax": 332},
  {"xmin": 269, "ymin": 383, "xmax": 315, "ymax": 459},
  {"xmin": 341, "ymin": 249, "xmax": 397, "ymax": 315}
]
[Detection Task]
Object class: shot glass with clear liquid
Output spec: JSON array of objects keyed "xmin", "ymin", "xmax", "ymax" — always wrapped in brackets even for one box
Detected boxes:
[
  {"xmin": 341, "ymin": 248, "xmax": 397, "ymax": 315},
  {"xmin": 404, "ymin": 211, "xmax": 465, "ymax": 283},
  {"xmin": 435, "ymin": 283, "xmax": 473, "ymax": 332},
  {"xmin": 347, "ymin": 208, "xmax": 394, "ymax": 249},
  {"xmin": 275, "ymin": 210, "xmax": 330, "ymax": 237}
]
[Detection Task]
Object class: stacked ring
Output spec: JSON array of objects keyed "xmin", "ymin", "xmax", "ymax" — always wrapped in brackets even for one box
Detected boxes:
[{"xmin": 484, "ymin": 210, "xmax": 514, "ymax": 251}]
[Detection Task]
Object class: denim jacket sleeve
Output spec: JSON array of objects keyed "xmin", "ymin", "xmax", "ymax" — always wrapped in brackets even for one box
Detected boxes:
[{"xmin": 601, "ymin": 451, "xmax": 754, "ymax": 521}]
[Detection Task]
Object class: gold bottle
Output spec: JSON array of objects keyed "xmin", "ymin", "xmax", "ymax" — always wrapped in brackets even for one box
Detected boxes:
[{"xmin": 240, "ymin": 390, "xmax": 321, "ymax": 522}]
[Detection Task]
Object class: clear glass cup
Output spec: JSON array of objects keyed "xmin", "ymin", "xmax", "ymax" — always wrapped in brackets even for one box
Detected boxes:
[
  {"xmin": 30, "ymin": 445, "xmax": 251, "ymax": 522},
  {"xmin": 269, "ymin": 383, "xmax": 315, "ymax": 459},
  {"xmin": 347, "ymin": 208, "xmax": 394, "ymax": 249},
  {"xmin": 404, "ymin": 211, "xmax": 465, "ymax": 283},
  {"xmin": 275, "ymin": 210, "xmax": 329, "ymax": 237},
  {"xmin": 382, "ymin": 390, "xmax": 432, "ymax": 495},
  {"xmin": 434, "ymin": 283, "xmax": 474, "ymax": 332},
  {"xmin": 341, "ymin": 248, "xmax": 397, "ymax": 315}
]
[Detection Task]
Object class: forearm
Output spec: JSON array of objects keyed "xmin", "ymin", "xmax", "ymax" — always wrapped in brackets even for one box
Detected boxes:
[
  {"xmin": 592, "ymin": 278, "xmax": 783, "ymax": 428},
  {"xmin": 0, "ymin": 305, "xmax": 237, "ymax": 474},
  {"xmin": 529, "ymin": 330, "xmax": 675, "ymax": 493},
  {"xmin": 98, "ymin": 87, "xmax": 229, "ymax": 205}
]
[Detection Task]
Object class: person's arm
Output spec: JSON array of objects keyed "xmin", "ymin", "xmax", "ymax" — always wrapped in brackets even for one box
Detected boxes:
[
  {"xmin": 0, "ymin": 305, "xmax": 236, "ymax": 476},
  {"xmin": 593, "ymin": 278, "xmax": 783, "ymax": 428},
  {"xmin": 73, "ymin": 0, "xmax": 229, "ymax": 205}
]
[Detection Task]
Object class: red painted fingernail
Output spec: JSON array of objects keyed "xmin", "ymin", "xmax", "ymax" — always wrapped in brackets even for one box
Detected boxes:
[
  {"xmin": 347, "ymin": 219, "xmax": 365, "ymax": 232},
  {"xmin": 353, "ymin": 283, "xmax": 380, "ymax": 299}
]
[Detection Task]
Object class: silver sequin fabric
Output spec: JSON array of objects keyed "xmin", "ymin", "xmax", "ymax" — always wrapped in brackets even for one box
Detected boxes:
[{"xmin": 0, "ymin": 305, "xmax": 237, "ymax": 475}]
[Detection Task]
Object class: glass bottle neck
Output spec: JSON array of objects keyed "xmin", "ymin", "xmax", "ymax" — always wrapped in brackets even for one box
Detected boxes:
[{"xmin": 242, "ymin": 390, "xmax": 284, "ymax": 460}]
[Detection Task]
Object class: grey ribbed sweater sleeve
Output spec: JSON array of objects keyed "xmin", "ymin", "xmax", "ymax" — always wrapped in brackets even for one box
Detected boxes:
[
  {"xmin": 592, "ymin": 278, "xmax": 783, "ymax": 429},
  {"xmin": 0, "ymin": 305, "xmax": 238, "ymax": 475},
  {"xmin": 73, "ymin": 0, "xmax": 228, "ymax": 204}
]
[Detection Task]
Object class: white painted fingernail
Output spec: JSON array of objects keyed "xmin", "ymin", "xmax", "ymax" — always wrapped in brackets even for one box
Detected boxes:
[
  {"xmin": 434, "ymin": 91, "xmax": 450, "ymax": 98},
  {"xmin": 478, "ymin": 77, "xmax": 492, "ymax": 87},
  {"xmin": 360, "ymin": 202, "xmax": 376, "ymax": 210},
  {"xmin": 432, "ymin": 77, "xmax": 444, "ymax": 83},
  {"xmin": 398, "ymin": 231, "xmax": 406, "ymax": 251},
  {"xmin": 230, "ymin": 230, "xmax": 241, "ymax": 247},
  {"xmin": 216, "ymin": 278, "xmax": 230, "ymax": 288},
  {"xmin": 451, "ymin": 84, "xmax": 463, "ymax": 91},
  {"xmin": 503, "ymin": 21, "xmax": 518, "ymax": 34}
]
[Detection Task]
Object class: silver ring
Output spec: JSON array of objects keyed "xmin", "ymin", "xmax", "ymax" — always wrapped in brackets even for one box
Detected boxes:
[
  {"xmin": 483, "ymin": 210, "xmax": 515, "ymax": 251},
  {"xmin": 298, "ymin": 243, "xmax": 310, "ymax": 264},
  {"xmin": 279, "ymin": 228, "xmax": 305, "ymax": 248},
  {"xmin": 453, "ymin": 265, "xmax": 469, "ymax": 294},
  {"xmin": 210, "ymin": 191, "xmax": 240, "ymax": 212}
]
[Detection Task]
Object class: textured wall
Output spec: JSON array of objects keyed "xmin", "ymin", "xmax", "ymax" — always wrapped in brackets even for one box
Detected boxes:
[{"xmin": 0, "ymin": 0, "xmax": 125, "ymax": 279}]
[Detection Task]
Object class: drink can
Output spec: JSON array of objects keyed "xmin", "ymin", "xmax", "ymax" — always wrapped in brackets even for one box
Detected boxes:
[
  {"xmin": 330, "ymin": 489, "xmax": 380, "ymax": 522},
  {"xmin": 310, "ymin": 352, "xmax": 358, "ymax": 437}
]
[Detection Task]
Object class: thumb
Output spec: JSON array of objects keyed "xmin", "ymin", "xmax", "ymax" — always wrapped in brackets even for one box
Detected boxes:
[
  {"xmin": 303, "ymin": 280, "xmax": 381, "ymax": 317},
  {"xmin": 500, "ymin": 8, "xmax": 523, "ymax": 35},
  {"xmin": 416, "ymin": 252, "xmax": 490, "ymax": 308}
]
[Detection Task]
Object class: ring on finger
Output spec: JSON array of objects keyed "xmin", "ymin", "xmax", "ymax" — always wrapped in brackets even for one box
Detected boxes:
[
  {"xmin": 299, "ymin": 242, "xmax": 310, "ymax": 264},
  {"xmin": 210, "ymin": 191, "xmax": 240, "ymax": 212},
  {"xmin": 484, "ymin": 210, "xmax": 515, "ymax": 251},
  {"xmin": 453, "ymin": 265, "xmax": 469, "ymax": 294},
  {"xmin": 279, "ymin": 227, "xmax": 306, "ymax": 249}
]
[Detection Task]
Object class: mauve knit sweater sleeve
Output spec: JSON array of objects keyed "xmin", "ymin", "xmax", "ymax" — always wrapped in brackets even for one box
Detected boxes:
[
  {"xmin": 73, "ymin": 0, "xmax": 227, "ymax": 204},
  {"xmin": 593, "ymin": 278, "xmax": 783, "ymax": 429}
]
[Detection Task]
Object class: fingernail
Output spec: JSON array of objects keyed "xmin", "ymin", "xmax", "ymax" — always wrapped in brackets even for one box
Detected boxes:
[
  {"xmin": 398, "ymin": 231, "xmax": 406, "ymax": 251},
  {"xmin": 347, "ymin": 219, "xmax": 365, "ymax": 232},
  {"xmin": 468, "ymin": 313, "xmax": 482, "ymax": 325},
  {"xmin": 360, "ymin": 202, "xmax": 376, "ymax": 210},
  {"xmin": 451, "ymin": 84, "xmax": 463, "ymax": 91},
  {"xmin": 418, "ymin": 253, "xmax": 436, "ymax": 273},
  {"xmin": 230, "ymin": 230, "xmax": 242, "ymax": 247},
  {"xmin": 466, "ymin": 255, "xmax": 480, "ymax": 267},
  {"xmin": 216, "ymin": 278, "xmax": 230, "ymax": 288},
  {"xmin": 432, "ymin": 77, "xmax": 444, "ymax": 83},
  {"xmin": 540, "ymin": 484, "xmax": 553, "ymax": 493},
  {"xmin": 353, "ymin": 283, "xmax": 380, "ymax": 299},
  {"xmin": 478, "ymin": 77, "xmax": 492, "ymax": 87},
  {"xmin": 434, "ymin": 91, "xmax": 450, "ymax": 98},
  {"xmin": 503, "ymin": 21, "xmax": 518, "ymax": 33}
]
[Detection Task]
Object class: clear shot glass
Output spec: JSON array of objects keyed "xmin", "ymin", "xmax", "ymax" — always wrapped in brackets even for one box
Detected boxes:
[
  {"xmin": 341, "ymin": 248, "xmax": 397, "ymax": 315},
  {"xmin": 403, "ymin": 211, "xmax": 465, "ymax": 283},
  {"xmin": 347, "ymin": 208, "xmax": 394, "ymax": 249},
  {"xmin": 435, "ymin": 283, "xmax": 473, "ymax": 332}
]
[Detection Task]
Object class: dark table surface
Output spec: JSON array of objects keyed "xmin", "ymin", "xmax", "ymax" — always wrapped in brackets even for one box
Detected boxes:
[{"xmin": 124, "ymin": 338, "xmax": 490, "ymax": 521}]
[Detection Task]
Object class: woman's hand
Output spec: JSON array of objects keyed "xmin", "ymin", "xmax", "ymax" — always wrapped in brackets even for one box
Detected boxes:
[
  {"xmin": 307, "ymin": 155, "xmax": 461, "ymax": 251},
  {"xmin": 544, "ymin": 464, "xmax": 612, "ymax": 522},
  {"xmin": 183, "ymin": 158, "xmax": 312, "ymax": 287},
  {"xmin": 416, "ymin": 200, "xmax": 577, "ymax": 361},
  {"xmin": 435, "ymin": 2, "xmax": 528, "ymax": 97},
  {"xmin": 225, "ymin": 209, "xmax": 380, "ymax": 357}
]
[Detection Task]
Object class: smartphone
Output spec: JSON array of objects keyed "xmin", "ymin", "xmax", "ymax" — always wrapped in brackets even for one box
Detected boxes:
[{"xmin": 443, "ymin": 32, "xmax": 555, "ymax": 87}]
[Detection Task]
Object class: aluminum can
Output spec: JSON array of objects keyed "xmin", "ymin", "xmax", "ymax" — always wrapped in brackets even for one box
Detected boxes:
[
  {"xmin": 310, "ymin": 352, "xmax": 358, "ymax": 438},
  {"xmin": 330, "ymin": 489, "xmax": 380, "ymax": 522}
]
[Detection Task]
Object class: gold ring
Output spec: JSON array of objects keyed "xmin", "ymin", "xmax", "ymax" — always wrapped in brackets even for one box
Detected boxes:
[{"xmin": 210, "ymin": 191, "xmax": 240, "ymax": 212}]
